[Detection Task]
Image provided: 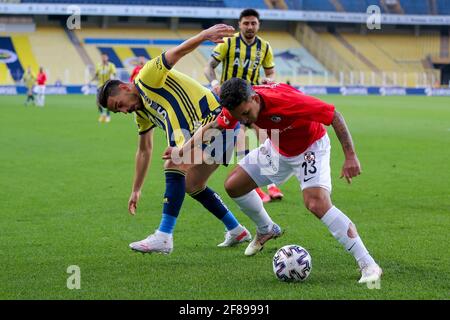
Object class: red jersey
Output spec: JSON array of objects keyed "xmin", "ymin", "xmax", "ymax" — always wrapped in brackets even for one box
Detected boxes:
[
  {"xmin": 130, "ymin": 65, "xmax": 144, "ymax": 82},
  {"xmin": 217, "ymin": 83, "xmax": 335, "ymax": 157},
  {"xmin": 36, "ymin": 72, "xmax": 47, "ymax": 85}
]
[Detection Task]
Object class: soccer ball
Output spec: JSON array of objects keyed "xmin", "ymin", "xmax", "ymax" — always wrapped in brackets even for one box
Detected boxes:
[{"xmin": 273, "ymin": 244, "xmax": 312, "ymax": 282}]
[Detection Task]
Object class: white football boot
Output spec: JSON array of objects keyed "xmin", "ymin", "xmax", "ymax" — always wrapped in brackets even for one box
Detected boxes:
[
  {"xmin": 245, "ymin": 223, "xmax": 283, "ymax": 256},
  {"xmin": 358, "ymin": 263, "xmax": 383, "ymax": 284},
  {"xmin": 217, "ymin": 225, "xmax": 252, "ymax": 247},
  {"xmin": 129, "ymin": 231, "xmax": 173, "ymax": 254}
]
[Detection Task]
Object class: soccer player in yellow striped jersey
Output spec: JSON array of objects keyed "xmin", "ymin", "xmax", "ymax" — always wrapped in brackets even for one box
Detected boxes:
[
  {"xmin": 205, "ymin": 8, "xmax": 285, "ymax": 203},
  {"xmin": 22, "ymin": 66, "xmax": 36, "ymax": 106},
  {"xmin": 132, "ymin": 53, "xmax": 223, "ymax": 149},
  {"xmin": 91, "ymin": 53, "xmax": 116, "ymax": 123},
  {"xmin": 206, "ymin": 9, "xmax": 275, "ymax": 88},
  {"xmin": 96, "ymin": 24, "xmax": 251, "ymax": 254}
]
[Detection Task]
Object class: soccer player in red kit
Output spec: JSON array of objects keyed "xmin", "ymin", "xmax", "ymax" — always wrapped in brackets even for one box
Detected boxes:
[
  {"xmin": 129, "ymin": 56, "xmax": 146, "ymax": 82},
  {"xmin": 36, "ymin": 67, "xmax": 47, "ymax": 107},
  {"xmin": 172, "ymin": 78, "xmax": 382, "ymax": 284}
]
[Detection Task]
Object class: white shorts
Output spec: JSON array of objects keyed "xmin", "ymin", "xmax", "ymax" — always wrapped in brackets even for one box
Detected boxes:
[
  {"xmin": 36, "ymin": 85, "xmax": 46, "ymax": 94},
  {"xmin": 238, "ymin": 134, "xmax": 332, "ymax": 192}
]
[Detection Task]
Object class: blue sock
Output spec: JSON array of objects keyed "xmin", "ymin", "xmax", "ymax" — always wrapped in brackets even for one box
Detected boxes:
[
  {"xmin": 221, "ymin": 211, "xmax": 239, "ymax": 231},
  {"xmin": 190, "ymin": 187, "xmax": 239, "ymax": 231},
  {"xmin": 159, "ymin": 214, "xmax": 177, "ymax": 234},
  {"xmin": 158, "ymin": 170, "xmax": 186, "ymax": 234}
]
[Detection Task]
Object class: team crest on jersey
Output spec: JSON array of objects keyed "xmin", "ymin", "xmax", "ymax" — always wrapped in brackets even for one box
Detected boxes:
[
  {"xmin": 304, "ymin": 151, "xmax": 315, "ymax": 162},
  {"xmin": 271, "ymin": 115, "xmax": 282, "ymax": 123}
]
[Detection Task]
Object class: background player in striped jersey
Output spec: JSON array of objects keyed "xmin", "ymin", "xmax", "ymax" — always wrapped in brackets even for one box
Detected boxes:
[
  {"xmin": 91, "ymin": 53, "xmax": 116, "ymax": 123},
  {"xmin": 96, "ymin": 24, "xmax": 251, "ymax": 254},
  {"xmin": 22, "ymin": 66, "xmax": 36, "ymax": 106},
  {"xmin": 204, "ymin": 8, "xmax": 284, "ymax": 203}
]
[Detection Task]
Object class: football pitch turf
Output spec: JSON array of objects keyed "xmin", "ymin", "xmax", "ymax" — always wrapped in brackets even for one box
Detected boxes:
[{"xmin": 0, "ymin": 94, "xmax": 449, "ymax": 300}]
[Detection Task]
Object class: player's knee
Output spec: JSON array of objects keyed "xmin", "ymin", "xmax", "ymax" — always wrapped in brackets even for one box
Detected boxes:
[
  {"xmin": 224, "ymin": 176, "xmax": 240, "ymax": 198},
  {"xmin": 304, "ymin": 196, "xmax": 328, "ymax": 216}
]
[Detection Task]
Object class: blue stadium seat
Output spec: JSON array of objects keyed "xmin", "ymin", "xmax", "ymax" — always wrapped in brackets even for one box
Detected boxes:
[
  {"xmin": 436, "ymin": 0, "xmax": 450, "ymax": 15},
  {"xmin": 223, "ymin": 0, "xmax": 267, "ymax": 9},
  {"xmin": 21, "ymin": 0, "xmax": 226, "ymax": 7},
  {"xmin": 300, "ymin": 0, "xmax": 336, "ymax": 12},
  {"xmin": 400, "ymin": 0, "xmax": 430, "ymax": 15},
  {"xmin": 19, "ymin": 0, "xmax": 448, "ymax": 14}
]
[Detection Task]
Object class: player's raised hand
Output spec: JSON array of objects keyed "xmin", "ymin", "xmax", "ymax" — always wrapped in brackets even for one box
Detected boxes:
[
  {"xmin": 340, "ymin": 156, "xmax": 361, "ymax": 184},
  {"xmin": 128, "ymin": 190, "xmax": 141, "ymax": 215},
  {"xmin": 202, "ymin": 24, "xmax": 235, "ymax": 44}
]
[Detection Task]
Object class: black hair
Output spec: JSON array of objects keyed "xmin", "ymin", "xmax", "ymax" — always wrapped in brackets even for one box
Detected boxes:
[
  {"xmin": 219, "ymin": 78, "xmax": 254, "ymax": 111},
  {"xmin": 96, "ymin": 79, "xmax": 122, "ymax": 110},
  {"xmin": 239, "ymin": 8, "xmax": 260, "ymax": 21}
]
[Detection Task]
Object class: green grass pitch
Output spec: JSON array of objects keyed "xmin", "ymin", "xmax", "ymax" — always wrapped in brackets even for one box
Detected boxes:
[{"xmin": 0, "ymin": 94, "xmax": 449, "ymax": 300}]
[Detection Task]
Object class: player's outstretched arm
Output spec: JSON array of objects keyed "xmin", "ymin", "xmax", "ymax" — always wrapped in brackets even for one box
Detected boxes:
[
  {"xmin": 331, "ymin": 110, "xmax": 361, "ymax": 184},
  {"xmin": 128, "ymin": 129, "xmax": 154, "ymax": 215},
  {"xmin": 164, "ymin": 24, "xmax": 235, "ymax": 68}
]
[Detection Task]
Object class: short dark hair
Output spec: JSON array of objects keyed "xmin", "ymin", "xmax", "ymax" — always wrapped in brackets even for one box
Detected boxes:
[
  {"xmin": 220, "ymin": 78, "xmax": 254, "ymax": 110},
  {"xmin": 239, "ymin": 8, "xmax": 260, "ymax": 21},
  {"xmin": 96, "ymin": 79, "xmax": 122, "ymax": 110}
]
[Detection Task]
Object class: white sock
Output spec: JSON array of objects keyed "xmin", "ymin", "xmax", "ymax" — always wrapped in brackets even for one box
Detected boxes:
[
  {"xmin": 229, "ymin": 224, "xmax": 245, "ymax": 235},
  {"xmin": 155, "ymin": 230, "xmax": 172, "ymax": 239},
  {"xmin": 321, "ymin": 206, "xmax": 375, "ymax": 268},
  {"xmin": 232, "ymin": 190, "xmax": 274, "ymax": 234}
]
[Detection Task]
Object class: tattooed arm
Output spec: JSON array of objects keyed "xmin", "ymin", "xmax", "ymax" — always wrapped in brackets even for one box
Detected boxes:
[{"xmin": 331, "ymin": 110, "xmax": 361, "ymax": 184}]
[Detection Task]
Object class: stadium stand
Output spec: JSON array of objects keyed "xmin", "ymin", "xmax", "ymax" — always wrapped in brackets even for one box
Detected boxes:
[
  {"xmin": 1, "ymin": 1, "xmax": 448, "ymax": 87},
  {"xmin": 17, "ymin": 0, "xmax": 450, "ymax": 14},
  {"xmin": 21, "ymin": 0, "xmax": 227, "ymax": 7},
  {"xmin": 437, "ymin": 0, "xmax": 450, "ymax": 14},
  {"xmin": 28, "ymin": 27, "xmax": 86, "ymax": 84},
  {"xmin": 313, "ymin": 28, "xmax": 442, "ymax": 86}
]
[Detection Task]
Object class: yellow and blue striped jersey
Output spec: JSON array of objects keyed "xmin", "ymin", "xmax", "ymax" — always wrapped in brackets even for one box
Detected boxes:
[
  {"xmin": 212, "ymin": 33, "xmax": 275, "ymax": 85},
  {"xmin": 95, "ymin": 62, "xmax": 116, "ymax": 88},
  {"xmin": 22, "ymin": 71, "xmax": 36, "ymax": 88},
  {"xmin": 134, "ymin": 53, "xmax": 221, "ymax": 148}
]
